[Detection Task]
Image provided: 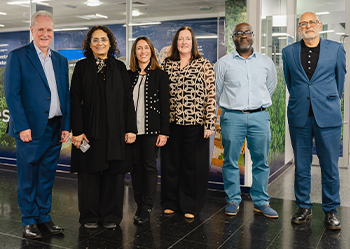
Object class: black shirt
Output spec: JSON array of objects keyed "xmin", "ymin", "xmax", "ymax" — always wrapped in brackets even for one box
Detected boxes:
[{"xmin": 300, "ymin": 39, "xmax": 320, "ymax": 116}]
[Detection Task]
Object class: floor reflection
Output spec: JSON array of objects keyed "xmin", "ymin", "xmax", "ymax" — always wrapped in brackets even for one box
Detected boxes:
[{"xmin": 0, "ymin": 164, "xmax": 349, "ymax": 249}]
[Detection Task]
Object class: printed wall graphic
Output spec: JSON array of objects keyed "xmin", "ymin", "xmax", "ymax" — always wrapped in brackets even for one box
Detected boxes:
[
  {"xmin": 209, "ymin": 0, "xmax": 247, "ymax": 189},
  {"xmin": 0, "ymin": 17, "xmax": 226, "ymax": 176}
]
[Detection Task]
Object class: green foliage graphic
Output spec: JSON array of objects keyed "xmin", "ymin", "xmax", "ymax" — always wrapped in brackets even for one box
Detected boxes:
[
  {"xmin": 0, "ymin": 67, "xmax": 16, "ymax": 151},
  {"xmin": 225, "ymin": 0, "xmax": 247, "ymax": 54},
  {"xmin": 267, "ymin": 66, "xmax": 286, "ymax": 167}
]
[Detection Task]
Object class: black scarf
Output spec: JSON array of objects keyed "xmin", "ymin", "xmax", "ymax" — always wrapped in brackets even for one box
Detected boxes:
[{"xmin": 85, "ymin": 57, "xmax": 125, "ymax": 161}]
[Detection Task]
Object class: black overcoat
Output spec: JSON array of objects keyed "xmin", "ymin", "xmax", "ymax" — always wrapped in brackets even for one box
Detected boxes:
[{"xmin": 70, "ymin": 57, "xmax": 137, "ymax": 174}]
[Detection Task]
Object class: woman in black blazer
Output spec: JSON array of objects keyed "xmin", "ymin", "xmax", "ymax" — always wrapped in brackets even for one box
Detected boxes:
[
  {"xmin": 70, "ymin": 25, "xmax": 137, "ymax": 229},
  {"xmin": 128, "ymin": 36, "xmax": 169, "ymax": 225}
]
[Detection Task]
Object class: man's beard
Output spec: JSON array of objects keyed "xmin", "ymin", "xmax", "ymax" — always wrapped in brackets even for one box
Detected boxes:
[{"xmin": 234, "ymin": 39, "xmax": 252, "ymax": 53}]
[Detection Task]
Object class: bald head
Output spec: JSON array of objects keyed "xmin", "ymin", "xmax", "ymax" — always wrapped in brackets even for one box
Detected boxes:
[
  {"xmin": 232, "ymin": 22, "xmax": 254, "ymax": 56},
  {"xmin": 234, "ymin": 22, "xmax": 253, "ymax": 33},
  {"xmin": 299, "ymin": 12, "xmax": 319, "ymax": 23},
  {"xmin": 298, "ymin": 11, "xmax": 322, "ymax": 43}
]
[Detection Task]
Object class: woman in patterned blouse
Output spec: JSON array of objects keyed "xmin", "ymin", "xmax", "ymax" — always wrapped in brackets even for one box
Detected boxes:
[{"xmin": 161, "ymin": 26, "xmax": 216, "ymax": 219}]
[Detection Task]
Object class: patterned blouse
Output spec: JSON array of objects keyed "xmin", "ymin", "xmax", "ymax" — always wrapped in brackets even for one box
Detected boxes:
[{"xmin": 162, "ymin": 57, "xmax": 216, "ymax": 130}]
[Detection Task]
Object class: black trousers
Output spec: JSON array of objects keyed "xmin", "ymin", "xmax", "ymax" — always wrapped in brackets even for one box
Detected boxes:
[
  {"xmin": 78, "ymin": 167, "xmax": 125, "ymax": 225},
  {"xmin": 131, "ymin": 135, "xmax": 159, "ymax": 210},
  {"xmin": 161, "ymin": 124, "xmax": 209, "ymax": 216}
]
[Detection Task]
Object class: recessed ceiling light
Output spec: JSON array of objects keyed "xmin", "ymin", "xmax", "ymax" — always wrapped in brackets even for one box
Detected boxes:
[
  {"xmin": 95, "ymin": 14, "xmax": 108, "ymax": 18},
  {"xmin": 87, "ymin": 0, "xmax": 100, "ymax": 7},
  {"xmin": 316, "ymin": 12, "xmax": 330, "ymax": 15},
  {"xmin": 54, "ymin": 27, "xmax": 89, "ymax": 31},
  {"xmin": 0, "ymin": 44, "xmax": 9, "ymax": 47},
  {"xmin": 123, "ymin": 22, "xmax": 161, "ymax": 27},
  {"xmin": 0, "ymin": 12, "xmax": 6, "ymax": 15},
  {"xmin": 132, "ymin": 10, "xmax": 141, "ymax": 16},
  {"xmin": 0, "ymin": 24, "xmax": 4, "ymax": 27},
  {"xmin": 7, "ymin": 0, "xmax": 50, "ymax": 5},
  {"xmin": 76, "ymin": 14, "xmax": 107, "ymax": 20}
]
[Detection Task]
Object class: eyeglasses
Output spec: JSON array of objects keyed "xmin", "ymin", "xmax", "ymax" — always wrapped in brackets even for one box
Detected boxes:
[
  {"xmin": 298, "ymin": 20, "xmax": 319, "ymax": 28},
  {"xmin": 91, "ymin": 37, "xmax": 109, "ymax": 44},
  {"xmin": 233, "ymin": 31, "xmax": 253, "ymax": 37}
]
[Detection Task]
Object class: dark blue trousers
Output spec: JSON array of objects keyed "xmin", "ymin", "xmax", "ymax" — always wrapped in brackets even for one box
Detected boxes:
[
  {"xmin": 289, "ymin": 116, "xmax": 341, "ymax": 213},
  {"xmin": 16, "ymin": 119, "xmax": 62, "ymax": 226}
]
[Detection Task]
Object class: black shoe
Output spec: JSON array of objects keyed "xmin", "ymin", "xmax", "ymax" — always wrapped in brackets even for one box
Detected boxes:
[
  {"xmin": 23, "ymin": 224, "xmax": 42, "ymax": 239},
  {"xmin": 325, "ymin": 211, "xmax": 341, "ymax": 230},
  {"xmin": 134, "ymin": 207, "xmax": 141, "ymax": 221},
  {"xmin": 291, "ymin": 208, "xmax": 312, "ymax": 224},
  {"xmin": 136, "ymin": 209, "xmax": 151, "ymax": 225},
  {"xmin": 38, "ymin": 220, "xmax": 64, "ymax": 235}
]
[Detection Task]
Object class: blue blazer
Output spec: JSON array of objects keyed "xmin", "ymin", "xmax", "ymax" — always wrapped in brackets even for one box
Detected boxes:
[
  {"xmin": 4, "ymin": 42, "xmax": 70, "ymax": 139},
  {"xmin": 282, "ymin": 38, "xmax": 346, "ymax": 128}
]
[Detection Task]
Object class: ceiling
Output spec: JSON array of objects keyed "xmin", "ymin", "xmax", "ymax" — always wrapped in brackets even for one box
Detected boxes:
[{"xmin": 0, "ymin": 0, "xmax": 226, "ymax": 32}]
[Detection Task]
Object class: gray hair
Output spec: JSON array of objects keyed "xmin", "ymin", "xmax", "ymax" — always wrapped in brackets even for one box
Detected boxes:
[{"xmin": 31, "ymin": 11, "xmax": 54, "ymax": 27}]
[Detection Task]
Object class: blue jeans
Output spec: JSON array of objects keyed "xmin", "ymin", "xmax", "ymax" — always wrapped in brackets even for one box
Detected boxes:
[{"xmin": 220, "ymin": 109, "xmax": 271, "ymax": 206}]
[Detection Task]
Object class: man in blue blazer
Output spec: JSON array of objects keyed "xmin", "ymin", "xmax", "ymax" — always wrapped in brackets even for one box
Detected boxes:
[
  {"xmin": 4, "ymin": 11, "xmax": 70, "ymax": 238},
  {"xmin": 282, "ymin": 12, "xmax": 346, "ymax": 230}
]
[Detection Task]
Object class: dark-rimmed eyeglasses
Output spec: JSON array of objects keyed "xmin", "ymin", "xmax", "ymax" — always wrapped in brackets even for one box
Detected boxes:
[
  {"xmin": 233, "ymin": 31, "xmax": 253, "ymax": 37},
  {"xmin": 298, "ymin": 20, "xmax": 319, "ymax": 28}
]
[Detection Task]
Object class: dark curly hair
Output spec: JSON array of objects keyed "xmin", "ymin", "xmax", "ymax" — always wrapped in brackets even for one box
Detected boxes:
[{"xmin": 82, "ymin": 25, "xmax": 120, "ymax": 58}]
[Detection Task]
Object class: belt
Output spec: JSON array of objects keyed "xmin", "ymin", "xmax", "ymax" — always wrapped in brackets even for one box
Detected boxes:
[
  {"xmin": 48, "ymin": 116, "xmax": 62, "ymax": 123},
  {"xmin": 233, "ymin": 107, "xmax": 266, "ymax": 113}
]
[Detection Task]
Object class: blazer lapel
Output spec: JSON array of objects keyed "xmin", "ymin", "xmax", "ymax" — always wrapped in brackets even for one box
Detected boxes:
[
  {"xmin": 51, "ymin": 52, "xmax": 63, "ymax": 104},
  {"xmin": 292, "ymin": 41, "xmax": 309, "ymax": 82},
  {"xmin": 26, "ymin": 42, "xmax": 49, "ymax": 88},
  {"xmin": 311, "ymin": 38, "xmax": 327, "ymax": 81}
]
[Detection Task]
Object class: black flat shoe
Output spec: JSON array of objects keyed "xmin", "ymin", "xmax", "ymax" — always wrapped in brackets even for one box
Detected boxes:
[
  {"xmin": 38, "ymin": 220, "xmax": 64, "ymax": 234},
  {"xmin": 291, "ymin": 208, "xmax": 312, "ymax": 224},
  {"xmin": 136, "ymin": 209, "xmax": 151, "ymax": 225},
  {"xmin": 134, "ymin": 207, "xmax": 141, "ymax": 221},
  {"xmin": 325, "ymin": 211, "xmax": 341, "ymax": 230},
  {"xmin": 23, "ymin": 224, "xmax": 42, "ymax": 239}
]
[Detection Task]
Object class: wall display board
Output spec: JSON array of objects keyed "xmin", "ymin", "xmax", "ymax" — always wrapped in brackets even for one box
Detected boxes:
[{"xmin": 0, "ymin": 10, "xmax": 288, "ymax": 190}]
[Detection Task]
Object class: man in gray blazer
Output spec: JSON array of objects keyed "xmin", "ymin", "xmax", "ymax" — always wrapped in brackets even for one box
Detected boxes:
[{"xmin": 282, "ymin": 12, "xmax": 346, "ymax": 230}]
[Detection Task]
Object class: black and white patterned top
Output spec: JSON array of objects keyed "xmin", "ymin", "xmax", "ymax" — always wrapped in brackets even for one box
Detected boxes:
[{"xmin": 162, "ymin": 57, "xmax": 216, "ymax": 130}]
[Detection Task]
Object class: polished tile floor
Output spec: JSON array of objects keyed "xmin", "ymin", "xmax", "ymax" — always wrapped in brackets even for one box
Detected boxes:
[{"xmin": 0, "ymin": 164, "xmax": 349, "ymax": 249}]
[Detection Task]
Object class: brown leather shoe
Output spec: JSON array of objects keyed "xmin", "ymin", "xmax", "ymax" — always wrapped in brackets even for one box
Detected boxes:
[
  {"xmin": 184, "ymin": 213, "xmax": 194, "ymax": 219},
  {"xmin": 164, "ymin": 209, "xmax": 174, "ymax": 214}
]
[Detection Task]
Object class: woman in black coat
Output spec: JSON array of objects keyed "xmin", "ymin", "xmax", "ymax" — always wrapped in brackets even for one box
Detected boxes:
[
  {"xmin": 128, "ymin": 36, "xmax": 169, "ymax": 225},
  {"xmin": 70, "ymin": 25, "xmax": 137, "ymax": 229}
]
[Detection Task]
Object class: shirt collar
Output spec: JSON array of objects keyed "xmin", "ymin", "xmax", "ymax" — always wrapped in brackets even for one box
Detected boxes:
[
  {"xmin": 33, "ymin": 42, "xmax": 51, "ymax": 58},
  {"xmin": 233, "ymin": 48, "xmax": 257, "ymax": 59}
]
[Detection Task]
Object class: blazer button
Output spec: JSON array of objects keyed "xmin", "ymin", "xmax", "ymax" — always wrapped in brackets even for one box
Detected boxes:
[
  {"xmin": 309, "ymin": 83, "xmax": 312, "ymax": 85},
  {"xmin": 47, "ymin": 97, "xmax": 50, "ymax": 100},
  {"xmin": 307, "ymin": 97, "xmax": 310, "ymax": 99},
  {"xmin": 45, "ymin": 111, "xmax": 49, "ymax": 113}
]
